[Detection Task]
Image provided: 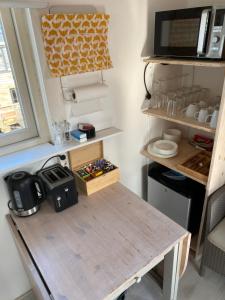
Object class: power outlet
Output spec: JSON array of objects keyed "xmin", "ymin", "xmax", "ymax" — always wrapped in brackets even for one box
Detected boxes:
[
  {"xmin": 62, "ymin": 87, "xmax": 74, "ymax": 102},
  {"xmin": 59, "ymin": 153, "xmax": 70, "ymax": 168}
]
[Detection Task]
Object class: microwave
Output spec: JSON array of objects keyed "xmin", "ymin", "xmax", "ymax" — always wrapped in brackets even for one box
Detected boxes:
[{"xmin": 154, "ymin": 6, "xmax": 225, "ymax": 59}]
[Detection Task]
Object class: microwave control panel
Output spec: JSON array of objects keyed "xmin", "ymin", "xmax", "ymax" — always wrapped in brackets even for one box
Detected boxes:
[{"xmin": 207, "ymin": 9, "xmax": 225, "ymax": 59}]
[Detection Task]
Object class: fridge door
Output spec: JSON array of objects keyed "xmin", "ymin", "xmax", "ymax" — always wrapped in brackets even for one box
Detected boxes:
[{"xmin": 148, "ymin": 177, "xmax": 191, "ymax": 229}]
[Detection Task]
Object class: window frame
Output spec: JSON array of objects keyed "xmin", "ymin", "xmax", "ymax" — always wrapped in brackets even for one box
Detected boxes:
[
  {"xmin": 0, "ymin": 8, "xmax": 38, "ymax": 147},
  {"xmin": 0, "ymin": 8, "xmax": 50, "ymax": 156}
]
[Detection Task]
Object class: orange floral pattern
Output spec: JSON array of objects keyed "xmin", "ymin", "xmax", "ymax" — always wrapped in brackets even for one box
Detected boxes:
[{"xmin": 41, "ymin": 13, "xmax": 113, "ymax": 77}]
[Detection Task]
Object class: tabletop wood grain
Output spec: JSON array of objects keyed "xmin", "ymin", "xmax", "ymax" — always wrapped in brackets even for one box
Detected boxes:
[{"xmin": 10, "ymin": 183, "xmax": 188, "ymax": 300}]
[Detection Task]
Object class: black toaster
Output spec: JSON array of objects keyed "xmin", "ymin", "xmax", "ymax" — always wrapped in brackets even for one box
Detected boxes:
[{"xmin": 37, "ymin": 164, "xmax": 78, "ymax": 212}]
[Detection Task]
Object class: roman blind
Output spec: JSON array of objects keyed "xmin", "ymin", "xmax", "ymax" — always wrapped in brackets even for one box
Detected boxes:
[{"xmin": 41, "ymin": 13, "xmax": 113, "ymax": 77}]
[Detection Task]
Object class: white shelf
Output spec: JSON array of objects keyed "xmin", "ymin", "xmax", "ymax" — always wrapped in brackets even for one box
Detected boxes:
[
  {"xmin": 144, "ymin": 57, "xmax": 225, "ymax": 68},
  {"xmin": 0, "ymin": 127, "xmax": 122, "ymax": 175}
]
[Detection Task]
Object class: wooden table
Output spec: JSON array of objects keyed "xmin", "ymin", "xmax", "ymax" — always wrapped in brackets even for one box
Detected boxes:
[{"xmin": 7, "ymin": 183, "xmax": 190, "ymax": 300}]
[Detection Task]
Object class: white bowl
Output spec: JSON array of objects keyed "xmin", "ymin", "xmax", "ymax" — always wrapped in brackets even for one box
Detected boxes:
[
  {"xmin": 152, "ymin": 139, "xmax": 178, "ymax": 156},
  {"xmin": 163, "ymin": 129, "xmax": 182, "ymax": 143}
]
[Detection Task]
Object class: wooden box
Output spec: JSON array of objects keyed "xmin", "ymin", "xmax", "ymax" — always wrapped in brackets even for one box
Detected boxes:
[{"xmin": 69, "ymin": 141, "xmax": 120, "ymax": 195}]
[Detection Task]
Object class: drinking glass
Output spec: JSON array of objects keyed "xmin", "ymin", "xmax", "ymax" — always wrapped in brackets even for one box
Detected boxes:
[
  {"xmin": 175, "ymin": 95, "xmax": 186, "ymax": 111},
  {"xmin": 158, "ymin": 79, "xmax": 168, "ymax": 94},
  {"xmin": 179, "ymin": 87, "xmax": 192, "ymax": 105},
  {"xmin": 167, "ymin": 92, "xmax": 177, "ymax": 103},
  {"xmin": 63, "ymin": 120, "xmax": 71, "ymax": 142},
  {"xmin": 150, "ymin": 80, "xmax": 160, "ymax": 109},
  {"xmin": 214, "ymin": 96, "xmax": 221, "ymax": 110},
  {"xmin": 199, "ymin": 88, "xmax": 210, "ymax": 102},
  {"xmin": 191, "ymin": 85, "xmax": 201, "ymax": 102},
  {"xmin": 167, "ymin": 92, "xmax": 177, "ymax": 116},
  {"xmin": 151, "ymin": 80, "xmax": 165, "ymax": 109},
  {"xmin": 52, "ymin": 122, "xmax": 64, "ymax": 145},
  {"xmin": 161, "ymin": 93, "xmax": 169, "ymax": 111}
]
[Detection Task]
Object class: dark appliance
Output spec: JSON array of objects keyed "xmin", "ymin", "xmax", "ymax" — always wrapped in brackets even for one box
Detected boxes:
[
  {"xmin": 154, "ymin": 6, "xmax": 225, "ymax": 59},
  {"xmin": 148, "ymin": 162, "xmax": 205, "ymax": 234},
  {"xmin": 37, "ymin": 164, "xmax": 78, "ymax": 212},
  {"xmin": 117, "ymin": 292, "xmax": 126, "ymax": 300},
  {"xmin": 5, "ymin": 172, "xmax": 45, "ymax": 217}
]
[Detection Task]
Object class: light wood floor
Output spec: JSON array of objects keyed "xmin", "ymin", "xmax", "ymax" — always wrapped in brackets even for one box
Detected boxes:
[{"xmin": 126, "ymin": 261, "xmax": 225, "ymax": 300}]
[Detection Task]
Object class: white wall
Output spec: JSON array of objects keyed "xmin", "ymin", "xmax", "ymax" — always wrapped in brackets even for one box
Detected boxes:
[
  {"xmin": 0, "ymin": 0, "xmax": 188, "ymax": 299},
  {"xmin": 0, "ymin": 160, "xmax": 49, "ymax": 300},
  {"xmin": 30, "ymin": 0, "xmax": 187, "ymax": 195},
  {"xmin": 0, "ymin": 181, "xmax": 30, "ymax": 300}
]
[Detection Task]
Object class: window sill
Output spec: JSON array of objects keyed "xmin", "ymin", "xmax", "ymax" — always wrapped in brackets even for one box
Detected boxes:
[{"xmin": 0, "ymin": 127, "xmax": 122, "ymax": 176}]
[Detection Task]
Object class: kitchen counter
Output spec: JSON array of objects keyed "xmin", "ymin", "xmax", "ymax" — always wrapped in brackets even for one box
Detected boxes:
[{"xmin": 7, "ymin": 183, "xmax": 190, "ymax": 300}]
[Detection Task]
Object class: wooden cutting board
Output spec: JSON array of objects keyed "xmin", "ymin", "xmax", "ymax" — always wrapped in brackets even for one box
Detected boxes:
[{"xmin": 177, "ymin": 151, "xmax": 211, "ymax": 184}]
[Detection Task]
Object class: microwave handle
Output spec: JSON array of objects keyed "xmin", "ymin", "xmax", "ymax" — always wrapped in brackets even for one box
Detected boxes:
[{"xmin": 197, "ymin": 9, "xmax": 211, "ymax": 55}]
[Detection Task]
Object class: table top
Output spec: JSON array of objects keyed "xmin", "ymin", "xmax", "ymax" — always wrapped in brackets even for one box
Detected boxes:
[{"xmin": 11, "ymin": 183, "xmax": 188, "ymax": 300}]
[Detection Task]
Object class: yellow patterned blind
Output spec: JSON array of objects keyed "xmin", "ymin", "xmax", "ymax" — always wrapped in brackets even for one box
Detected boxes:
[{"xmin": 41, "ymin": 13, "xmax": 113, "ymax": 77}]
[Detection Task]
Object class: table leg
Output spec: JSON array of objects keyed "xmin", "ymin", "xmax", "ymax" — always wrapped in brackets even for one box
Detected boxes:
[{"xmin": 163, "ymin": 243, "xmax": 181, "ymax": 300}]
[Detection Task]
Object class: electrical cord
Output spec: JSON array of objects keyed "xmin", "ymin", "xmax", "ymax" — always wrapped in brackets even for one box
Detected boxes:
[
  {"xmin": 40, "ymin": 155, "xmax": 66, "ymax": 171},
  {"xmin": 144, "ymin": 62, "xmax": 152, "ymax": 100},
  {"xmin": 8, "ymin": 200, "xmax": 13, "ymax": 211}
]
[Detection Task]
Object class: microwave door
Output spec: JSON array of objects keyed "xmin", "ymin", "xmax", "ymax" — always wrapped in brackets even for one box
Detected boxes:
[
  {"xmin": 197, "ymin": 9, "xmax": 212, "ymax": 56},
  {"xmin": 154, "ymin": 6, "xmax": 213, "ymax": 58}
]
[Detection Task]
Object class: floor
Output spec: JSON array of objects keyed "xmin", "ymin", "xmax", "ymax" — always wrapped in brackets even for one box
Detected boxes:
[{"xmin": 126, "ymin": 261, "xmax": 225, "ymax": 300}]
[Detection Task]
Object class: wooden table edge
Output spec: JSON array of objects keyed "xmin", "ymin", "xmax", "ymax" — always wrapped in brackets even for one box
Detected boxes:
[
  {"xmin": 6, "ymin": 179, "xmax": 191, "ymax": 300},
  {"xmin": 6, "ymin": 215, "xmax": 51, "ymax": 300},
  {"xmin": 7, "ymin": 213, "xmax": 190, "ymax": 300}
]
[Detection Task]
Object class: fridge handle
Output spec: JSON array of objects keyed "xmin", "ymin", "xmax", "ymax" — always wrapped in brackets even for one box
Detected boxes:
[{"xmin": 197, "ymin": 9, "xmax": 211, "ymax": 55}]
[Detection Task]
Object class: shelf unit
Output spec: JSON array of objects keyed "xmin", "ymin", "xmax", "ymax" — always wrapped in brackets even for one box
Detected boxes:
[
  {"xmin": 142, "ymin": 57, "xmax": 225, "ymax": 257},
  {"xmin": 143, "ymin": 108, "xmax": 216, "ymax": 134}
]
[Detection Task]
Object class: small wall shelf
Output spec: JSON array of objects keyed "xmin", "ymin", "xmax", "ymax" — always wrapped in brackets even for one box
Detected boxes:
[
  {"xmin": 141, "ymin": 139, "xmax": 207, "ymax": 185},
  {"xmin": 143, "ymin": 108, "xmax": 216, "ymax": 134},
  {"xmin": 0, "ymin": 127, "xmax": 122, "ymax": 175},
  {"xmin": 143, "ymin": 57, "xmax": 225, "ymax": 68}
]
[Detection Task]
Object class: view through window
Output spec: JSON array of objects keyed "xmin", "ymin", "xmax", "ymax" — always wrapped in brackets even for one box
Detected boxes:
[{"xmin": 0, "ymin": 19, "xmax": 25, "ymax": 134}]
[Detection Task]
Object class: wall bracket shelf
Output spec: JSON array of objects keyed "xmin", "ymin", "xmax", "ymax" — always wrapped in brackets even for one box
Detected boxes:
[
  {"xmin": 143, "ymin": 108, "xmax": 216, "ymax": 134},
  {"xmin": 143, "ymin": 57, "xmax": 225, "ymax": 68}
]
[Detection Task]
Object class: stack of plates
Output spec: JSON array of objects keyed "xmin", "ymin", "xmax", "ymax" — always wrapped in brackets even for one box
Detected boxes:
[{"xmin": 147, "ymin": 139, "xmax": 178, "ymax": 158}]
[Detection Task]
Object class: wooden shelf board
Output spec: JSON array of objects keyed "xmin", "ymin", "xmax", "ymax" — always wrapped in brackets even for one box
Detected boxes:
[
  {"xmin": 143, "ymin": 57, "xmax": 225, "ymax": 68},
  {"xmin": 143, "ymin": 108, "xmax": 216, "ymax": 134},
  {"xmin": 141, "ymin": 139, "xmax": 208, "ymax": 185}
]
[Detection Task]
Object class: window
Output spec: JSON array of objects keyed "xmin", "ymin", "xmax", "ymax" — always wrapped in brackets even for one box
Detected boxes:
[
  {"xmin": 9, "ymin": 88, "xmax": 18, "ymax": 104},
  {"xmin": 0, "ymin": 9, "xmax": 38, "ymax": 147}
]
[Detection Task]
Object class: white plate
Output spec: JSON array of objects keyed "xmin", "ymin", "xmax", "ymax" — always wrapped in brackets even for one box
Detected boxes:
[
  {"xmin": 163, "ymin": 129, "xmax": 182, "ymax": 143},
  {"xmin": 152, "ymin": 139, "xmax": 178, "ymax": 155},
  {"xmin": 147, "ymin": 143, "xmax": 178, "ymax": 158}
]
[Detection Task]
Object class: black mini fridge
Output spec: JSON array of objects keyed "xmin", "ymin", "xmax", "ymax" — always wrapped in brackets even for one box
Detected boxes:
[{"xmin": 148, "ymin": 162, "xmax": 205, "ymax": 234}]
